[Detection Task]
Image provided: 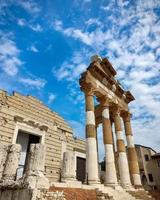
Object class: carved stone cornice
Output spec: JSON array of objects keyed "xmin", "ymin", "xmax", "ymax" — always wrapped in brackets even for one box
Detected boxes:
[
  {"xmin": 79, "ymin": 56, "xmax": 135, "ymax": 107},
  {"xmin": 14, "ymin": 115, "xmax": 48, "ymax": 132}
]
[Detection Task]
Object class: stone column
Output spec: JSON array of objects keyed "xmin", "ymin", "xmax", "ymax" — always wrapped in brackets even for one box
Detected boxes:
[
  {"xmin": 24, "ymin": 144, "xmax": 49, "ymax": 189},
  {"xmin": 99, "ymin": 97, "xmax": 117, "ymax": 186},
  {"xmin": 2, "ymin": 144, "xmax": 21, "ymax": 181},
  {"xmin": 26, "ymin": 144, "xmax": 46, "ymax": 174},
  {"xmin": 0, "ymin": 143, "xmax": 8, "ymax": 180},
  {"xmin": 84, "ymin": 86, "xmax": 100, "ymax": 185},
  {"xmin": 113, "ymin": 108, "xmax": 131, "ymax": 188},
  {"xmin": 61, "ymin": 151, "xmax": 76, "ymax": 182},
  {"xmin": 122, "ymin": 112, "xmax": 142, "ymax": 186}
]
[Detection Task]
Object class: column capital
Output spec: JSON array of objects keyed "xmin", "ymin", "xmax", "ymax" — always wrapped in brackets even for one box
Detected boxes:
[
  {"xmin": 121, "ymin": 111, "xmax": 132, "ymax": 122},
  {"xmin": 97, "ymin": 95, "xmax": 110, "ymax": 107},
  {"xmin": 81, "ymin": 83, "xmax": 95, "ymax": 96},
  {"xmin": 111, "ymin": 105, "xmax": 121, "ymax": 117}
]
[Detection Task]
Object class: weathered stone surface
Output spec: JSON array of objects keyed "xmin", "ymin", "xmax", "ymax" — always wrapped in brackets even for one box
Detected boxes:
[
  {"xmin": 0, "ymin": 188, "xmax": 32, "ymax": 200},
  {"xmin": 0, "ymin": 89, "xmax": 86, "ymax": 182},
  {"xmin": 0, "ymin": 143, "xmax": 8, "ymax": 180},
  {"xmin": 61, "ymin": 151, "xmax": 76, "ymax": 182},
  {"xmin": 26, "ymin": 144, "xmax": 45, "ymax": 174},
  {"xmin": 0, "ymin": 190, "xmax": 12, "ymax": 200},
  {"xmin": 36, "ymin": 190, "xmax": 66, "ymax": 200},
  {"xmin": 24, "ymin": 144, "xmax": 49, "ymax": 189},
  {"xmin": 2, "ymin": 144, "xmax": 21, "ymax": 181}
]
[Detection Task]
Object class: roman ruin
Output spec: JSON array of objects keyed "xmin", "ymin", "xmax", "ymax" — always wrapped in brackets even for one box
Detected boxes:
[
  {"xmin": 79, "ymin": 55, "xmax": 141, "ymax": 188},
  {"xmin": 0, "ymin": 55, "xmax": 157, "ymax": 200}
]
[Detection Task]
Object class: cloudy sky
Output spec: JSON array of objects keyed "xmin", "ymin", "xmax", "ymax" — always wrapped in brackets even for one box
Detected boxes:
[{"xmin": 0, "ymin": 0, "xmax": 160, "ymax": 159}]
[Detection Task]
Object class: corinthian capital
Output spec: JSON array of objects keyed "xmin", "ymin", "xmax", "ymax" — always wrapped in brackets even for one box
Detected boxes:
[
  {"xmin": 97, "ymin": 95, "xmax": 110, "ymax": 107},
  {"xmin": 81, "ymin": 83, "xmax": 95, "ymax": 96},
  {"xmin": 121, "ymin": 111, "xmax": 132, "ymax": 122},
  {"xmin": 111, "ymin": 105, "xmax": 121, "ymax": 116}
]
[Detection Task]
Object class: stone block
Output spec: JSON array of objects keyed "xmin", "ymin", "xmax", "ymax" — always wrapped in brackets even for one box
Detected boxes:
[
  {"xmin": 25, "ymin": 173, "xmax": 50, "ymax": 189},
  {"xmin": 61, "ymin": 151, "xmax": 76, "ymax": 182},
  {"xmin": 24, "ymin": 144, "xmax": 50, "ymax": 189},
  {"xmin": 0, "ymin": 190, "xmax": 12, "ymax": 200},
  {"xmin": 25, "ymin": 144, "xmax": 46, "ymax": 175},
  {"xmin": 2, "ymin": 144, "xmax": 21, "ymax": 181},
  {"xmin": 18, "ymin": 189, "xmax": 32, "ymax": 200},
  {"xmin": 0, "ymin": 143, "xmax": 8, "ymax": 180}
]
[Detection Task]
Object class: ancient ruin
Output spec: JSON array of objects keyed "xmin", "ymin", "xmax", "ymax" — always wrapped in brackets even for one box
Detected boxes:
[
  {"xmin": 79, "ymin": 55, "xmax": 141, "ymax": 188},
  {"xmin": 0, "ymin": 56, "xmax": 158, "ymax": 200}
]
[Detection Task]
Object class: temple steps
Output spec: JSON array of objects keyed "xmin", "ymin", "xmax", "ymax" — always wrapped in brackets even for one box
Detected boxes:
[
  {"xmin": 149, "ymin": 191, "xmax": 160, "ymax": 200},
  {"xmin": 126, "ymin": 189, "xmax": 155, "ymax": 200},
  {"xmin": 49, "ymin": 187, "xmax": 97, "ymax": 200},
  {"xmin": 102, "ymin": 186, "xmax": 136, "ymax": 200},
  {"xmin": 48, "ymin": 183, "xmax": 158, "ymax": 200}
]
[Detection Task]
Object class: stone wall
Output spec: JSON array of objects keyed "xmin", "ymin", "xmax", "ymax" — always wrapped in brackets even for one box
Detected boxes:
[
  {"xmin": 0, "ymin": 189, "xmax": 32, "ymax": 200},
  {"xmin": 0, "ymin": 89, "xmax": 86, "ymax": 182}
]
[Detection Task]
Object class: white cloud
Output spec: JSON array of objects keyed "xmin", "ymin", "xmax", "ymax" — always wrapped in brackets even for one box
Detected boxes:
[
  {"xmin": 53, "ymin": 49, "xmax": 90, "ymax": 81},
  {"xmin": 53, "ymin": 20, "xmax": 112, "ymax": 48},
  {"xmin": 17, "ymin": 18, "xmax": 26, "ymax": 26},
  {"xmin": 156, "ymin": 48, "xmax": 160, "ymax": 57},
  {"xmin": 17, "ymin": 0, "xmax": 40, "ymax": 14},
  {"xmin": 85, "ymin": 18, "xmax": 103, "ymax": 27},
  {"xmin": 30, "ymin": 24, "xmax": 43, "ymax": 32},
  {"xmin": 53, "ymin": 0, "xmax": 160, "ymax": 152},
  {"xmin": 0, "ymin": 36, "xmax": 23, "ymax": 76},
  {"xmin": 17, "ymin": 18, "xmax": 43, "ymax": 32},
  {"xmin": 28, "ymin": 45, "xmax": 39, "ymax": 53},
  {"xmin": 19, "ymin": 78, "xmax": 46, "ymax": 89},
  {"xmin": 63, "ymin": 28, "xmax": 92, "ymax": 46},
  {"xmin": 48, "ymin": 93, "xmax": 56, "ymax": 104},
  {"xmin": 0, "ymin": 0, "xmax": 41, "ymax": 17}
]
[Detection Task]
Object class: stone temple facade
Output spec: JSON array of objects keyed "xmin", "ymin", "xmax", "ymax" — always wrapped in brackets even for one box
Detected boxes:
[
  {"xmin": 0, "ymin": 56, "xmax": 156, "ymax": 200},
  {"xmin": 79, "ymin": 55, "xmax": 141, "ymax": 188},
  {"xmin": 0, "ymin": 89, "xmax": 87, "ymax": 199}
]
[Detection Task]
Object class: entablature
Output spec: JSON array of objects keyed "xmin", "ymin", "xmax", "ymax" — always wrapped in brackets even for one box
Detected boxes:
[{"xmin": 79, "ymin": 57, "xmax": 135, "ymax": 111}]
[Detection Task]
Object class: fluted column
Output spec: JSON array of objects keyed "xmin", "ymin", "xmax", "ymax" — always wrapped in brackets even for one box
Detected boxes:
[
  {"xmin": 122, "ymin": 112, "xmax": 142, "ymax": 186},
  {"xmin": 84, "ymin": 86, "xmax": 100, "ymax": 184},
  {"xmin": 98, "ymin": 96, "xmax": 117, "ymax": 186},
  {"xmin": 113, "ymin": 108, "xmax": 131, "ymax": 188}
]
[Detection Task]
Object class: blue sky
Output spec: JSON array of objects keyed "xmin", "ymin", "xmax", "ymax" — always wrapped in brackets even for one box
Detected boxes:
[{"xmin": 0, "ymin": 0, "xmax": 160, "ymax": 159}]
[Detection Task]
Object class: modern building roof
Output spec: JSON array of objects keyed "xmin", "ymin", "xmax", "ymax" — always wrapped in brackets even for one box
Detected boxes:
[{"xmin": 135, "ymin": 144, "xmax": 157, "ymax": 154}]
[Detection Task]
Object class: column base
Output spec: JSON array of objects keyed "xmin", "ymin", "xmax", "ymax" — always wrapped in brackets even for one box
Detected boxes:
[
  {"xmin": 104, "ymin": 182, "xmax": 118, "ymax": 188},
  {"xmin": 61, "ymin": 177, "xmax": 77, "ymax": 182},
  {"xmin": 121, "ymin": 183, "xmax": 133, "ymax": 190},
  {"xmin": 132, "ymin": 173, "xmax": 142, "ymax": 186},
  {"xmin": 61, "ymin": 180, "xmax": 82, "ymax": 188},
  {"xmin": 88, "ymin": 180, "xmax": 100, "ymax": 185},
  {"xmin": 134, "ymin": 185, "xmax": 143, "ymax": 189},
  {"xmin": 24, "ymin": 173, "xmax": 50, "ymax": 189}
]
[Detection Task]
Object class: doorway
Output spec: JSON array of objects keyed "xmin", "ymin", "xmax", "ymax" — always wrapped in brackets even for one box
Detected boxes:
[
  {"xmin": 76, "ymin": 157, "xmax": 86, "ymax": 183},
  {"xmin": 16, "ymin": 130, "xmax": 40, "ymax": 179}
]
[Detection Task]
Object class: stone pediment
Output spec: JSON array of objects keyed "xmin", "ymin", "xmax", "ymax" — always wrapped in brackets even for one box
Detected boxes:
[{"xmin": 87, "ymin": 57, "xmax": 117, "ymax": 79}]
